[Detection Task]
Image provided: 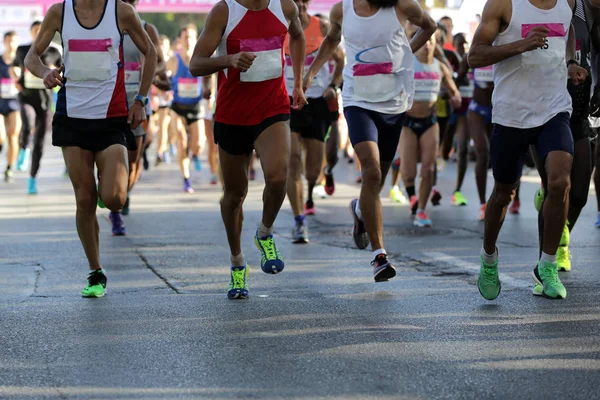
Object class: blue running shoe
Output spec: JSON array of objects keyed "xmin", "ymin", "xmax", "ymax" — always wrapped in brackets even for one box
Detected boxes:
[
  {"xmin": 121, "ymin": 196, "xmax": 130, "ymax": 216},
  {"xmin": 192, "ymin": 155, "xmax": 202, "ymax": 171},
  {"xmin": 254, "ymin": 232, "xmax": 284, "ymax": 274},
  {"xmin": 227, "ymin": 265, "xmax": 249, "ymax": 299},
  {"xmin": 27, "ymin": 177, "xmax": 37, "ymax": 195},
  {"xmin": 110, "ymin": 212, "xmax": 126, "ymax": 236},
  {"xmin": 596, "ymin": 213, "xmax": 600, "ymax": 228},
  {"xmin": 183, "ymin": 178, "xmax": 194, "ymax": 193},
  {"xmin": 372, "ymin": 254, "xmax": 396, "ymax": 282},
  {"xmin": 16, "ymin": 149, "xmax": 30, "ymax": 171}
]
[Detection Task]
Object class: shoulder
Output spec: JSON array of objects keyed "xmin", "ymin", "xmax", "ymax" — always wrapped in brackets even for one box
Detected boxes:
[
  {"xmin": 281, "ymin": 0, "xmax": 299, "ymax": 18},
  {"xmin": 46, "ymin": 3, "xmax": 64, "ymax": 20},
  {"xmin": 207, "ymin": 0, "xmax": 229, "ymax": 24},
  {"xmin": 117, "ymin": 1, "xmax": 137, "ymax": 22}
]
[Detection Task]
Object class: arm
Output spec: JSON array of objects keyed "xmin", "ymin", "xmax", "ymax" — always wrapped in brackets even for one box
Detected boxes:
[
  {"xmin": 24, "ymin": 4, "xmax": 63, "ymax": 87},
  {"xmin": 330, "ymin": 46, "xmax": 345, "ymax": 87},
  {"xmin": 455, "ymin": 55, "xmax": 469, "ymax": 81},
  {"xmin": 305, "ymin": 2, "xmax": 342, "ymax": 88},
  {"xmin": 440, "ymin": 62, "xmax": 461, "ymax": 108},
  {"xmin": 189, "ymin": 2, "xmax": 232, "ymax": 77},
  {"xmin": 434, "ymin": 44, "xmax": 452, "ymax": 70},
  {"xmin": 146, "ymin": 23, "xmax": 165, "ymax": 75},
  {"xmin": 283, "ymin": 0, "xmax": 306, "ymax": 92},
  {"xmin": 397, "ymin": 1, "xmax": 437, "ymax": 53}
]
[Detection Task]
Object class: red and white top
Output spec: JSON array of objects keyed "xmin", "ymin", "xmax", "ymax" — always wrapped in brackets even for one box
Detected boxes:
[
  {"xmin": 215, "ymin": 0, "xmax": 290, "ymax": 126},
  {"xmin": 57, "ymin": 0, "xmax": 128, "ymax": 119}
]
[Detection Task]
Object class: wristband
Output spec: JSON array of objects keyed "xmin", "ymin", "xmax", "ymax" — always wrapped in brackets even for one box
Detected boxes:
[
  {"xmin": 329, "ymin": 83, "xmax": 339, "ymax": 91},
  {"xmin": 567, "ymin": 59, "xmax": 579, "ymax": 67}
]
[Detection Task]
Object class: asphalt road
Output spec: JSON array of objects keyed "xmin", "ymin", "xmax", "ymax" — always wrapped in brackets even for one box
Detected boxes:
[{"xmin": 1, "ymin": 138, "xmax": 599, "ymax": 399}]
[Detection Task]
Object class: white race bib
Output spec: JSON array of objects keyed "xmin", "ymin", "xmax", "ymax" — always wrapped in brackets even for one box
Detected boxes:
[
  {"xmin": 413, "ymin": 71, "xmax": 441, "ymax": 102},
  {"xmin": 474, "ymin": 66, "xmax": 493, "ymax": 83},
  {"xmin": 0, "ymin": 78, "xmax": 18, "ymax": 99},
  {"xmin": 239, "ymin": 37, "xmax": 283, "ymax": 83},
  {"xmin": 24, "ymin": 69, "xmax": 45, "ymax": 89},
  {"xmin": 353, "ymin": 62, "xmax": 398, "ymax": 103},
  {"xmin": 124, "ymin": 62, "xmax": 141, "ymax": 88},
  {"xmin": 459, "ymin": 72, "xmax": 474, "ymax": 99},
  {"xmin": 66, "ymin": 39, "xmax": 116, "ymax": 82},
  {"xmin": 521, "ymin": 23, "xmax": 566, "ymax": 67},
  {"xmin": 177, "ymin": 77, "xmax": 200, "ymax": 98}
]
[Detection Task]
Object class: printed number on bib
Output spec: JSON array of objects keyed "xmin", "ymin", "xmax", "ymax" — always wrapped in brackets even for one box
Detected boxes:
[
  {"xmin": 413, "ymin": 71, "xmax": 440, "ymax": 102},
  {"xmin": 474, "ymin": 65, "xmax": 493, "ymax": 83},
  {"xmin": 353, "ymin": 63, "xmax": 398, "ymax": 103},
  {"xmin": 24, "ymin": 69, "xmax": 45, "ymax": 89},
  {"xmin": 177, "ymin": 78, "xmax": 200, "ymax": 98},
  {"xmin": 124, "ymin": 62, "xmax": 141, "ymax": 93},
  {"xmin": 239, "ymin": 37, "xmax": 283, "ymax": 83},
  {"xmin": 521, "ymin": 23, "xmax": 566, "ymax": 67},
  {"xmin": 67, "ymin": 39, "xmax": 117, "ymax": 81},
  {"xmin": 0, "ymin": 78, "xmax": 18, "ymax": 99}
]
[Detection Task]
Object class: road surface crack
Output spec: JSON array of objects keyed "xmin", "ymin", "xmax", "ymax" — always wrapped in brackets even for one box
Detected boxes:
[{"xmin": 136, "ymin": 250, "xmax": 181, "ymax": 294}]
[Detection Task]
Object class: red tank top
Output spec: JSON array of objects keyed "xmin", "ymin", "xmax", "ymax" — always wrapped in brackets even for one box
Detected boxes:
[{"xmin": 215, "ymin": 0, "xmax": 290, "ymax": 126}]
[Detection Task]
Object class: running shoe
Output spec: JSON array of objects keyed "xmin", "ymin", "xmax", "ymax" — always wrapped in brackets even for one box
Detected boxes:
[
  {"xmin": 155, "ymin": 154, "xmax": 164, "ymax": 167},
  {"xmin": 390, "ymin": 186, "xmax": 408, "ymax": 204},
  {"xmin": 142, "ymin": 149, "xmax": 149, "ymax": 171},
  {"xmin": 183, "ymin": 178, "xmax": 195, "ymax": 194},
  {"xmin": 192, "ymin": 155, "xmax": 202, "ymax": 171},
  {"xmin": 451, "ymin": 191, "xmax": 468, "ymax": 206},
  {"xmin": 560, "ymin": 223, "xmax": 570, "ymax": 247},
  {"xmin": 16, "ymin": 148, "xmax": 29, "ymax": 171},
  {"xmin": 509, "ymin": 199, "xmax": 520, "ymax": 214},
  {"xmin": 81, "ymin": 269, "xmax": 107, "ymax": 298},
  {"xmin": 122, "ymin": 196, "xmax": 130, "ymax": 216},
  {"xmin": 596, "ymin": 213, "xmax": 600, "ymax": 228},
  {"xmin": 305, "ymin": 200, "xmax": 316, "ymax": 216},
  {"xmin": 478, "ymin": 254, "xmax": 501, "ymax": 300},
  {"xmin": 557, "ymin": 246, "xmax": 571, "ymax": 272},
  {"xmin": 169, "ymin": 144, "xmax": 177, "ymax": 158},
  {"xmin": 313, "ymin": 185, "xmax": 327, "ymax": 199},
  {"xmin": 478, "ymin": 203, "xmax": 487, "ymax": 222},
  {"xmin": 227, "ymin": 265, "xmax": 249, "ymax": 300},
  {"xmin": 324, "ymin": 168, "xmax": 335, "ymax": 196},
  {"xmin": 409, "ymin": 195, "xmax": 418, "ymax": 216},
  {"xmin": 430, "ymin": 189, "xmax": 442, "ymax": 206},
  {"xmin": 414, "ymin": 211, "xmax": 432, "ymax": 227},
  {"xmin": 254, "ymin": 232, "xmax": 285, "ymax": 274},
  {"xmin": 4, "ymin": 168, "xmax": 13, "ymax": 183},
  {"xmin": 534, "ymin": 187, "xmax": 544, "ymax": 212},
  {"xmin": 110, "ymin": 212, "xmax": 126, "ymax": 236},
  {"xmin": 292, "ymin": 221, "xmax": 309, "ymax": 244},
  {"xmin": 349, "ymin": 198, "xmax": 369, "ymax": 250},
  {"xmin": 210, "ymin": 174, "xmax": 219, "ymax": 185},
  {"xmin": 372, "ymin": 254, "xmax": 396, "ymax": 282},
  {"xmin": 532, "ymin": 260, "xmax": 567, "ymax": 299},
  {"xmin": 249, "ymin": 169, "xmax": 256, "ymax": 181},
  {"xmin": 27, "ymin": 177, "xmax": 37, "ymax": 195}
]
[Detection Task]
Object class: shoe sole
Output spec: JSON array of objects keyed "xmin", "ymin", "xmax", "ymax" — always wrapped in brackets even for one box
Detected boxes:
[
  {"xmin": 292, "ymin": 238, "xmax": 309, "ymax": 244},
  {"xmin": 374, "ymin": 265, "xmax": 396, "ymax": 282},
  {"xmin": 349, "ymin": 200, "xmax": 369, "ymax": 250},
  {"xmin": 82, "ymin": 289, "xmax": 106, "ymax": 298},
  {"xmin": 477, "ymin": 282, "xmax": 501, "ymax": 300},
  {"xmin": 228, "ymin": 293, "xmax": 249, "ymax": 300},
  {"xmin": 531, "ymin": 270, "xmax": 566, "ymax": 299}
]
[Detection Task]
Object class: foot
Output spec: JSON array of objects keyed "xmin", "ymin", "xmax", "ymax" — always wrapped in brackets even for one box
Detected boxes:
[
  {"xmin": 324, "ymin": 168, "xmax": 335, "ymax": 196},
  {"xmin": 4, "ymin": 169, "xmax": 13, "ymax": 183},
  {"xmin": 534, "ymin": 187, "xmax": 544, "ymax": 212},
  {"xmin": 509, "ymin": 199, "xmax": 520, "ymax": 214},
  {"xmin": 557, "ymin": 245, "xmax": 571, "ymax": 272},
  {"xmin": 532, "ymin": 260, "xmax": 567, "ymax": 299},
  {"xmin": 478, "ymin": 204, "xmax": 487, "ymax": 222},
  {"xmin": 430, "ymin": 189, "xmax": 442, "ymax": 206},
  {"xmin": 27, "ymin": 177, "xmax": 37, "ymax": 195},
  {"xmin": 478, "ymin": 254, "xmax": 501, "ymax": 300},
  {"xmin": 142, "ymin": 150, "xmax": 149, "ymax": 171},
  {"xmin": 304, "ymin": 200, "xmax": 316, "ymax": 216},
  {"xmin": 121, "ymin": 196, "xmax": 130, "ymax": 216},
  {"xmin": 249, "ymin": 169, "xmax": 256, "ymax": 181},
  {"xmin": 16, "ymin": 148, "xmax": 29, "ymax": 171},
  {"xmin": 313, "ymin": 184, "xmax": 327, "ymax": 199},
  {"xmin": 390, "ymin": 186, "xmax": 408, "ymax": 204},
  {"xmin": 81, "ymin": 269, "xmax": 107, "ymax": 298},
  {"xmin": 227, "ymin": 265, "xmax": 249, "ymax": 300},
  {"xmin": 372, "ymin": 254, "xmax": 396, "ymax": 282},
  {"xmin": 210, "ymin": 174, "xmax": 219, "ymax": 185},
  {"xmin": 409, "ymin": 195, "xmax": 418, "ymax": 216},
  {"xmin": 560, "ymin": 223, "xmax": 570, "ymax": 247},
  {"xmin": 192, "ymin": 155, "xmax": 202, "ymax": 171},
  {"xmin": 292, "ymin": 220, "xmax": 309, "ymax": 244},
  {"xmin": 183, "ymin": 178, "xmax": 194, "ymax": 194},
  {"xmin": 255, "ymin": 232, "xmax": 285, "ymax": 274},
  {"xmin": 155, "ymin": 154, "xmax": 164, "ymax": 167},
  {"xmin": 414, "ymin": 211, "xmax": 432, "ymax": 227},
  {"xmin": 451, "ymin": 191, "xmax": 468, "ymax": 206},
  {"xmin": 110, "ymin": 212, "xmax": 126, "ymax": 236},
  {"xmin": 349, "ymin": 199, "xmax": 369, "ymax": 250}
]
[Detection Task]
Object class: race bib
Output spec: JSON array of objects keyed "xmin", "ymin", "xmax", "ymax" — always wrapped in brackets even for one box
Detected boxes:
[
  {"xmin": 474, "ymin": 65, "xmax": 493, "ymax": 83},
  {"xmin": 459, "ymin": 72, "xmax": 474, "ymax": 99},
  {"xmin": 124, "ymin": 62, "xmax": 141, "ymax": 90},
  {"xmin": 413, "ymin": 71, "xmax": 440, "ymax": 102},
  {"xmin": 66, "ymin": 39, "xmax": 116, "ymax": 81},
  {"xmin": 0, "ymin": 78, "xmax": 18, "ymax": 99},
  {"xmin": 239, "ymin": 37, "xmax": 283, "ymax": 83},
  {"xmin": 521, "ymin": 23, "xmax": 566, "ymax": 67},
  {"xmin": 285, "ymin": 54, "xmax": 318, "ymax": 84},
  {"xmin": 177, "ymin": 77, "xmax": 200, "ymax": 98},
  {"xmin": 24, "ymin": 69, "xmax": 45, "ymax": 89},
  {"xmin": 353, "ymin": 63, "xmax": 398, "ymax": 103}
]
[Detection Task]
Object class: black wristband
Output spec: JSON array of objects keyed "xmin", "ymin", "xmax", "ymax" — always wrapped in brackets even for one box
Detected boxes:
[
  {"xmin": 329, "ymin": 83, "xmax": 339, "ymax": 90},
  {"xmin": 567, "ymin": 59, "xmax": 579, "ymax": 67}
]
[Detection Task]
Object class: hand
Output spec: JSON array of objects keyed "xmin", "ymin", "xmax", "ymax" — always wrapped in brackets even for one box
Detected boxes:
[
  {"xmin": 322, "ymin": 87, "xmax": 336, "ymax": 101},
  {"xmin": 521, "ymin": 26, "xmax": 549, "ymax": 52},
  {"xmin": 153, "ymin": 76, "xmax": 171, "ymax": 91},
  {"xmin": 568, "ymin": 64, "xmax": 588, "ymax": 86},
  {"xmin": 589, "ymin": 86, "xmax": 600, "ymax": 117},
  {"xmin": 203, "ymin": 88, "xmax": 212, "ymax": 100},
  {"xmin": 43, "ymin": 65, "xmax": 64, "ymax": 89},
  {"xmin": 15, "ymin": 82, "xmax": 23, "ymax": 93},
  {"xmin": 450, "ymin": 93, "xmax": 462, "ymax": 110},
  {"xmin": 228, "ymin": 52, "xmax": 256, "ymax": 72},
  {"xmin": 128, "ymin": 101, "xmax": 147, "ymax": 130},
  {"xmin": 291, "ymin": 86, "xmax": 308, "ymax": 111}
]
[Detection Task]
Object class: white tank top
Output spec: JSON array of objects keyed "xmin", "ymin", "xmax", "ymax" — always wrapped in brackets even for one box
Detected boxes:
[
  {"xmin": 341, "ymin": 0, "xmax": 414, "ymax": 114},
  {"xmin": 59, "ymin": 0, "xmax": 127, "ymax": 119},
  {"xmin": 492, "ymin": 0, "xmax": 572, "ymax": 128}
]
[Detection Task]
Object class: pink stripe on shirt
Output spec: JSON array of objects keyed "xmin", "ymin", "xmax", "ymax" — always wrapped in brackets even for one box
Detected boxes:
[
  {"xmin": 521, "ymin": 23, "xmax": 566, "ymax": 38},
  {"xmin": 353, "ymin": 62, "xmax": 392, "ymax": 77},
  {"xmin": 69, "ymin": 39, "xmax": 112, "ymax": 52}
]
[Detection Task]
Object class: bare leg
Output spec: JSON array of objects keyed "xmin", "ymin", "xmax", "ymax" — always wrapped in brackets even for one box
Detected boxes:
[
  {"xmin": 454, "ymin": 116, "xmax": 469, "ymax": 193},
  {"xmin": 417, "ymin": 124, "xmax": 439, "ymax": 211},
  {"xmin": 483, "ymin": 181, "xmax": 519, "ymax": 254},
  {"xmin": 204, "ymin": 118, "xmax": 219, "ymax": 178},
  {"xmin": 286, "ymin": 132, "xmax": 303, "ymax": 217},
  {"xmin": 400, "ymin": 127, "xmax": 418, "ymax": 196},
  {"xmin": 173, "ymin": 114, "xmax": 190, "ymax": 179},
  {"xmin": 304, "ymin": 138, "xmax": 325, "ymax": 205},
  {"xmin": 467, "ymin": 111, "xmax": 490, "ymax": 204},
  {"xmin": 6, "ymin": 111, "xmax": 21, "ymax": 168},
  {"xmin": 127, "ymin": 136, "xmax": 145, "ymax": 192},
  {"xmin": 542, "ymin": 151, "xmax": 572, "ymax": 255},
  {"xmin": 96, "ymin": 144, "xmax": 129, "ymax": 212}
]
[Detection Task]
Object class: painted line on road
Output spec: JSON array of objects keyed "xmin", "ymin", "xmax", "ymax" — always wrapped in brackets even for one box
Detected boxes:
[{"xmin": 423, "ymin": 251, "xmax": 530, "ymax": 288}]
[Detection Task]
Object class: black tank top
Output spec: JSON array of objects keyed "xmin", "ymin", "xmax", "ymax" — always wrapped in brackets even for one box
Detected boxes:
[
  {"xmin": 570, "ymin": 0, "xmax": 592, "ymax": 118},
  {"xmin": 0, "ymin": 56, "xmax": 11, "ymax": 80}
]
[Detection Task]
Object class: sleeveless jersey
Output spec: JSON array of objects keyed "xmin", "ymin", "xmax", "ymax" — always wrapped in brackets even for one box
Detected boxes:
[
  {"xmin": 171, "ymin": 53, "xmax": 202, "ymax": 105},
  {"xmin": 215, "ymin": 0, "xmax": 290, "ymax": 125},
  {"xmin": 492, "ymin": 0, "xmax": 572, "ymax": 128},
  {"xmin": 412, "ymin": 56, "xmax": 441, "ymax": 103},
  {"xmin": 0, "ymin": 57, "xmax": 18, "ymax": 100},
  {"xmin": 123, "ymin": 21, "xmax": 152, "ymax": 116},
  {"xmin": 57, "ymin": 0, "xmax": 128, "ymax": 119},
  {"xmin": 341, "ymin": 0, "xmax": 414, "ymax": 114},
  {"xmin": 570, "ymin": 0, "xmax": 592, "ymax": 118}
]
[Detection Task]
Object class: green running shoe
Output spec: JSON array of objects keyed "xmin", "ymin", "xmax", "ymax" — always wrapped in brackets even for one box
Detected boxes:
[
  {"xmin": 81, "ymin": 269, "xmax": 107, "ymax": 298},
  {"xmin": 452, "ymin": 191, "xmax": 468, "ymax": 206},
  {"xmin": 534, "ymin": 188, "xmax": 544, "ymax": 212},
  {"xmin": 532, "ymin": 283, "xmax": 543, "ymax": 296},
  {"xmin": 557, "ymin": 246, "xmax": 571, "ymax": 271},
  {"xmin": 478, "ymin": 255, "xmax": 501, "ymax": 300},
  {"xmin": 532, "ymin": 260, "xmax": 567, "ymax": 299},
  {"xmin": 227, "ymin": 265, "xmax": 249, "ymax": 299},
  {"xmin": 255, "ymin": 232, "xmax": 284, "ymax": 274},
  {"xmin": 560, "ymin": 223, "xmax": 570, "ymax": 247},
  {"xmin": 97, "ymin": 187, "xmax": 106, "ymax": 209}
]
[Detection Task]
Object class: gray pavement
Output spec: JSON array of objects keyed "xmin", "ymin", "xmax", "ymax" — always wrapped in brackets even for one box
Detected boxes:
[{"xmin": 1, "ymin": 138, "xmax": 600, "ymax": 399}]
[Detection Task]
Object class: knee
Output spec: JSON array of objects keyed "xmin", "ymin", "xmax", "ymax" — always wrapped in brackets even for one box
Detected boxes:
[
  {"xmin": 547, "ymin": 175, "xmax": 571, "ymax": 200},
  {"xmin": 491, "ymin": 186, "xmax": 514, "ymax": 207},
  {"xmin": 361, "ymin": 162, "xmax": 382, "ymax": 187},
  {"xmin": 265, "ymin": 168, "xmax": 287, "ymax": 189},
  {"xmin": 75, "ymin": 190, "xmax": 98, "ymax": 214},
  {"xmin": 222, "ymin": 187, "xmax": 247, "ymax": 208},
  {"xmin": 103, "ymin": 192, "xmax": 127, "ymax": 212},
  {"xmin": 420, "ymin": 164, "xmax": 434, "ymax": 179}
]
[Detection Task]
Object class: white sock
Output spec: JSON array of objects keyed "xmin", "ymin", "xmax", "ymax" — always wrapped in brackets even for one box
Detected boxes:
[
  {"xmin": 480, "ymin": 246, "xmax": 498, "ymax": 265},
  {"xmin": 355, "ymin": 199, "xmax": 363, "ymax": 219},
  {"xmin": 540, "ymin": 251, "xmax": 556, "ymax": 264},
  {"xmin": 417, "ymin": 208, "xmax": 424, "ymax": 214},
  {"xmin": 372, "ymin": 249, "xmax": 386, "ymax": 258},
  {"xmin": 257, "ymin": 222, "xmax": 273, "ymax": 238},
  {"xmin": 230, "ymin": 252, "xmax": 246, "ymax": 267}
]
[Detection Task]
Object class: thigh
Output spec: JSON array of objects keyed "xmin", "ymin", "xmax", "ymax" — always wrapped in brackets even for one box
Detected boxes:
[
  {"xmin": 373, "ymin": 111, "xmax": 404, "ymax": 162},
  {"xmin": 95, "ymin": 144, "xmax": 129, "ymax": 191},
  {"xmin": 467, "ymin": 110, "xmax": 488, "ymax": 147},
  {"xmin": 399, "ymin": 126, "xmax": 418, "ymax": 170},
  {"xmin": 254, "ymin": 121, "xmax": 291, "ymax": 177},
  {"xmin": 536, "ymin": 112, "xmax": 574, "ymax": 166},
  {"xmin": 419, "ymin": 123, "xmax": 440, "ymax": 167},
  {"xmin": 343, "ymin": 106, "xmax": 378, "ymax": 149},
  {"xmin": 62, "ymin": 146, "xmax": 96, "ymax": 193},
  {"xmin": 490, "ymin": 124, "xmax": 532, "ymax": 185},
  {"xmin": 188, "ymin": 120, "xmax": 201, "ymax": 142},
  {"xmin": 6, "ymin": 111, "xmax": 21, "ymax": 135},
  {"xmin": 219, "ymin": 147, "xmax": 250, "ymax": 194}
]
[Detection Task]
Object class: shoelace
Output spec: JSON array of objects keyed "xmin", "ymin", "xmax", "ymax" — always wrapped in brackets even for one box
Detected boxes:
[
  {"xmin": 541, "ymin": 266, "xmax": 559, "ymax": 285},
  {"xmin": 232, "ymin": 269, "xmax": 246, "ymax": 289},
  {"xmin": 370, "ymin": 256, "xmax": 387, "ymax": 268},
  {"xmin": 483, "ymin": 267, "xmax": 498, "ymax": 285},
  {"xmin": 261, "ymin": 237, "xmax": 277, "ymax": 260}
]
